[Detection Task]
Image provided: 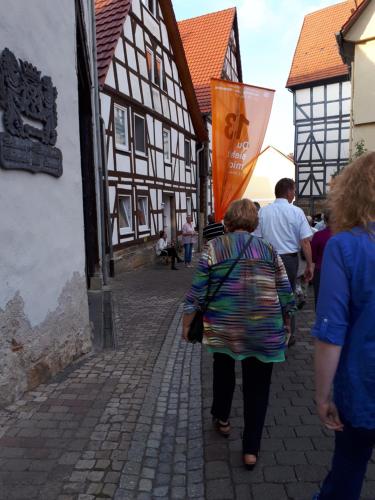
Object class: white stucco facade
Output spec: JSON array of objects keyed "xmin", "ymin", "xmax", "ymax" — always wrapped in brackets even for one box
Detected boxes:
[
  {"xmin": 0, "ymin": 0, "xmax": 91, "ymax": 406},
  {"xmin": 343, "ymin": 1, "xmax": 375, "ymax": 153}
]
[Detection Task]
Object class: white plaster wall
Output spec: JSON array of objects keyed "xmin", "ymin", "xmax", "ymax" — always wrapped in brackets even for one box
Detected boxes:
[{"xmin": 0, "ymin": 0, "xmax": 91, "ymax": 404}]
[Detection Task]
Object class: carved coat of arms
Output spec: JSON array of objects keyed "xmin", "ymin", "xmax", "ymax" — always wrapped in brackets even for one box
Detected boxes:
[{"xmin": 0, "ymin": 48, "xmax": 63, "ymax": 177}]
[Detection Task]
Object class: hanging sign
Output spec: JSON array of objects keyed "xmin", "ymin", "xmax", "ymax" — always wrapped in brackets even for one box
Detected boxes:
[{"xmin": 211, "ymin": 78, "xmax": 274, "ymax": 221}]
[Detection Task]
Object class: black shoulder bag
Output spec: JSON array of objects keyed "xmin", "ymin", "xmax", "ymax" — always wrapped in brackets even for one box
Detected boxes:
[{"xmin": 187, "ymin": 236, "xmax": 253, "ymax": 343}]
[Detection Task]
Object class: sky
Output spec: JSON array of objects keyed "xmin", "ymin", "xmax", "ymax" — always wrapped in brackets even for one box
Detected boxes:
[{"xmin": 173, "ymin": 0, "xmax": 341, "ymax": 155}]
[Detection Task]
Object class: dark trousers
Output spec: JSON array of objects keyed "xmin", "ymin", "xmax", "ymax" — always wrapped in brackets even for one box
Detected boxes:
[
  {"xmin": 280, "ymin": 253, "xmax": 299, "ymax": 335},
  {"xmin": 160, "ymin": 248, "xmax": 179, "ymax": 268},
  {"xmin": 319, "ymin": 421, "xmax": 375, "ymax": 500},
  {"xmin": 313, "ymin": 268, "xmax": 321, "ymax": 310},
  {"xmin": 211, "ymin": 353, "xmax": 273, "ymax": 454}
]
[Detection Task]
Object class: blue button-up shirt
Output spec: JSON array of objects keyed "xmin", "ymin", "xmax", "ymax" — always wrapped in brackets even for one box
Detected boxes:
[
  {"xmin": 255, "ymin": 199, "xmax": 313, "ymax": 254},
  {"xmin": 312, "ymin": 225, "xmax": 375, "ymax": 429}
]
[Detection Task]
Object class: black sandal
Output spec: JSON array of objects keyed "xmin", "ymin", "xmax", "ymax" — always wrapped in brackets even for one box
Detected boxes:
[{"xmin": 213, "ymin": 418, "xmax": 231, "ymax": 437}]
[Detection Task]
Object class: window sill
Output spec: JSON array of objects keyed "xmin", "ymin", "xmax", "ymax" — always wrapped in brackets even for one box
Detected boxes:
[
  {"xmin": 116, "ymin": 145, "xmax": 131, "ymax": 153},
  {"xmin": 135, "ymin": 151, "xmax": 148, "ymax": 159}
]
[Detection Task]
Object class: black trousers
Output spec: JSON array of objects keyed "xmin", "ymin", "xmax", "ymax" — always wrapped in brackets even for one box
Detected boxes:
[
  {"xmin": 313, "ymin": 268, "xmax": 321, "ymax": 310},
  {"xmin": 280, "ymin": 253, "xmax": 299, "ymax": 335},
  {"xmin": 211, "ymin": 353, "xmax": 273, "ymax": 455},
  {"xmin": 160, "ymin": 247, "xmax": 178, "ymax": 267}
]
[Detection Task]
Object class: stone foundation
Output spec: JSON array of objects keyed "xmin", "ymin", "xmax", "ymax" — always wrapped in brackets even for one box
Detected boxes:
[{"xmin": 0, "ymin": 272, "xmax": 91, "ymax": 408}]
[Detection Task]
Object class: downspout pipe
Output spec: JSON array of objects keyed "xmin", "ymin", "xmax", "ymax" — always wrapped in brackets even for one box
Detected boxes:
[
  {"xmin": 100, "ymin": 116, "xmax": 114, "ymax": 277},
  {"xmin": 90, "ymin": 0, "xmax": 108, "ymax": 285},
  {"xmin": 196, "ymin": 141, "xmax": 206, "ymax": 252}
]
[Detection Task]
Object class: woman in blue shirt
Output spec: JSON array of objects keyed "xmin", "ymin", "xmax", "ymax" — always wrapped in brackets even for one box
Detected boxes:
[{"xmin": 312, "ymin": 153, "xmax": 375, "ymax": 500}]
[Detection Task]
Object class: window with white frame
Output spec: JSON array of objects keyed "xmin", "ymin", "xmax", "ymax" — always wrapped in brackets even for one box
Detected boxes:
[
  {"xmin": 186, "ymin": 197, "xmax": 192, "ymax": 217},
  {"xmin": 163, "ymin": 128, "xmax": 171, "ymax": 163},
  {"xmin": 114, "ymin": 105, "xmax": 128, "ymax": 150},
  {"xmin": 146, "ymin": 48, "xmax": 153, "ymax": 82},
  {"xmin": 155, "ymin": 56, "xmax": 162, "ymax": 87},
  {"xmin": 184, "ymin": 139, "xmax": 191, "ymax": 168},
  {"xmin": 134, "ymin": 114, "xmax": 146, "ymax": 154},
  {"xmin": 119, "ymin": 195, "xmax": 132, "ymax": 233},
  {"xmin": 137, "ymin": 196, "xmax": 149, "ymax": 229}
]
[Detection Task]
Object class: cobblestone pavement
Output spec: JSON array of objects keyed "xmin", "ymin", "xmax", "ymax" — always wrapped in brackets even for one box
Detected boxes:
[{"xmin": 0, "ymin": 261, "xmax": 374, "ymax": 499}]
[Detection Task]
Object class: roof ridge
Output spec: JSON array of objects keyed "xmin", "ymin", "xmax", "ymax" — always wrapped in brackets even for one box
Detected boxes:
[
  {"xmin": 304, "ymin": 0, "xmax": 354, "ymax": 18},
  {"xmin": 177, "ymin": 6, "xmax": 236, "ymax": 24}
]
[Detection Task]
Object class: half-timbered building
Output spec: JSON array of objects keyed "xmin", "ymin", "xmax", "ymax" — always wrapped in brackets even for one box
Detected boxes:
[
  {"xmin": 95, "ymin": 0, "xmax": 207, "ymax": 270},
  {"xmin": 178, "ymin": 8, "xmax": 242, "ymax": 220},
  {"xmin": 286, "ymin": 1, "xmax": 357, "ymax": 213}
]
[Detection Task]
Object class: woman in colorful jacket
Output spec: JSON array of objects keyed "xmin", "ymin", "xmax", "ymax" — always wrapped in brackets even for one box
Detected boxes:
[
  {"xmin": 312, "ymin": 153, "xmax": 375, "ymax": 500},
  {"xmin": 183, "ymin": 199, "xmax": 295, "ymax": 470}
]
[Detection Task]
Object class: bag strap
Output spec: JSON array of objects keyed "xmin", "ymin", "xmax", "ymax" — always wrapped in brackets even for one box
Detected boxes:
[{"xmin": 203, "ymin": 235, "xmax": 253, "ymax": 311}]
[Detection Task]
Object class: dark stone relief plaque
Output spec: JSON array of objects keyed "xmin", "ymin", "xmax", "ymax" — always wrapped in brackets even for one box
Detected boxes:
[{"xmin": 0, "ymin": 48, "xmax": 62, "ymax": 177}]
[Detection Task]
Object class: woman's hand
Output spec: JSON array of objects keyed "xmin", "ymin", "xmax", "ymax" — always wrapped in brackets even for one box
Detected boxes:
[
  {"xmin": 182, "ymin": 325, "xmax": 189, "ymax": 341},
  {"xmin": 316, "ymin": 399, "xmax": 344, "ymax": 431},
  {"xmin": 182, "ymin": 312, "xmax": 195, "ymax": 342}
]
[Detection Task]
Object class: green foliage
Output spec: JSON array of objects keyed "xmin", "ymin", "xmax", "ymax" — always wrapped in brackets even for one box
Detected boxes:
[
  {"xmin": 353, "ymin": 139, "xmax": 367, "ymax": 159},
  {"xmin": 332, "ymin": 140, "xmax": 367, "ymax": 178}
]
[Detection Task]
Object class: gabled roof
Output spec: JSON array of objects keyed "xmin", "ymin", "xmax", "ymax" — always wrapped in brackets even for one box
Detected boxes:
[
  {"xmin": 94, "ymin": 0, "xmax": 208, "ymax": 141},
  {"xmin": 286, "ymin": 1, "xmax": 358, "ymax": 89},
  {"xmin": 251, "ymin": 145, "xmax": 295, "ymax": 164},
  {"xmin": 95, "ymin": 0, "xmax": 132, "ymax": 87},
  {"xmin": 178, "ymin": 8, "xmax": 241, "ymax": 114}
]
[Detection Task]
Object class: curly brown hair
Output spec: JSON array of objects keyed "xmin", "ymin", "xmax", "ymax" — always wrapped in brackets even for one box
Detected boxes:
[
  {"xmin": 328, "ymin": 152, "xmax": 375, "ymax": 234},
  {"xmin": 224, "ymin": 199, "xmax": 258, "ymax": 233}
]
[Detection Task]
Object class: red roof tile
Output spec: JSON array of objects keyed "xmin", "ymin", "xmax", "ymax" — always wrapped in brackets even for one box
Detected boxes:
[
  {"xmin": 95, "ymin": 0, "xmax": 131, "ymax": 87},
  {"xmin": 178, "ymin": 8, "xmax": 236, "ymax": 113},
  {"xmin": 286, "ymin": 1, "xmax": 358, "ymax": 88}
]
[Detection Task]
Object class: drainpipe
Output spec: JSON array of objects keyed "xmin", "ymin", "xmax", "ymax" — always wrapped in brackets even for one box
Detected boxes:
[
  {"xmin": 100, "ymin": 116, "xmax": 114, "ymax": 277},
  {"xmin": 196, "ymin": 142, "xmax": 206, "ymax": 252},
  {"xmin": 90, "ymin": 0, "xmax": 108, "ymax": 285}
]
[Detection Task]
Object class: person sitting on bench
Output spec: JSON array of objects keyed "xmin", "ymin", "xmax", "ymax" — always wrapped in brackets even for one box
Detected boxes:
[{"xmin": 155, "ymin": 231, "xmax": 182, "ymax": 270}]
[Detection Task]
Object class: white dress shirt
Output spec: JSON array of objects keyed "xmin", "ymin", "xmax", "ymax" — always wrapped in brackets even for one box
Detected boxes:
[{"xmin": 254, "ymin": 198, "xmax": 313, "ymax": 254}]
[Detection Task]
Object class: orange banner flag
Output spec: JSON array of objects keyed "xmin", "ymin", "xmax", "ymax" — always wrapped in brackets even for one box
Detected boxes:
[{"xmin": 211, "ymin": 78, "xmax": 275, "ymax": 221}]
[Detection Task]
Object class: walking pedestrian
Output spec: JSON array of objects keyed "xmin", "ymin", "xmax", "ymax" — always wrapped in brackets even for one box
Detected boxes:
[
  {"xmin": 181, "ymin": 215, "xmax": 195, "ymax": 267},
  {"xmin": 203, "ymin": 214, "xmax": 224, "ymax": 243},
  {"xmin": 183, "ymin": 199, "xmax": 295, "ymax": 470},
  {"xmin": 155, "ymin": 230, "xmax": 182, "ymax": 270},
  {"xmin": 255, "ymin": 178, "xmax": 313, "ymax": 346},
  {"xmin": 311, "ymin": 211, "xmax": 332, "ymax": 309},
  {"xmin": 312, "ymin": 153, "xmax": 375, "ymax": 500}
]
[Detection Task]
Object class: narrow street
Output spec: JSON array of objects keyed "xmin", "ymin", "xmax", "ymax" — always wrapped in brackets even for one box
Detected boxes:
[{"xmin": 1, "ymin": 261, "xmax": 374, "ymax": 500}]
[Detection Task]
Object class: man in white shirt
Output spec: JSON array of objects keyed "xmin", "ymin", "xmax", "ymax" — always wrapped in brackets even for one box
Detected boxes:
[{"xmin": 255, "ymin": 178, "xmax": 313, "ymax": 345}]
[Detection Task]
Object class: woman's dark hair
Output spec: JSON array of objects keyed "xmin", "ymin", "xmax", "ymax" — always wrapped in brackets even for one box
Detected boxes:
[
  {"xmin": 159, "ymin": 230, "xmax": 164, "ymax": 238},
  {"xmin": 275, "ymin": 178, "xmax": 295, "ymax": 198}
]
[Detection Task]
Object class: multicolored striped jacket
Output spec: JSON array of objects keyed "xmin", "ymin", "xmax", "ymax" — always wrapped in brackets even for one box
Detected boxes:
[{"xmin": 184, "ymin": 232, "xmax": 295, "ymax": 362}]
